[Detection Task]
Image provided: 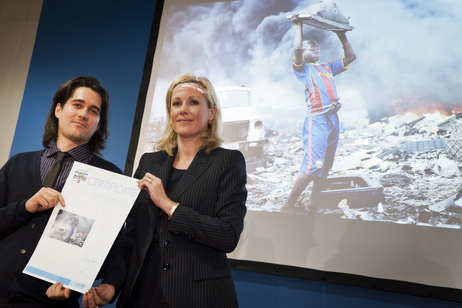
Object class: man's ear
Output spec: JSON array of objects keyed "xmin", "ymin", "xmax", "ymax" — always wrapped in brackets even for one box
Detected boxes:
[{"xmin": 55, "ymin": 103, "xmax": 63, "ymax": 118}]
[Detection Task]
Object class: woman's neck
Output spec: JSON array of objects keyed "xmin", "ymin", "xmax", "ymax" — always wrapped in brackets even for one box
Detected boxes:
[{"xmin": 174, "ymin": 139, "xmax": 200, "ymax": 169}]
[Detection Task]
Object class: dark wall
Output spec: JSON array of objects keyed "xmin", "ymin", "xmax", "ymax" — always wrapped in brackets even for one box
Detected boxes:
[
  {"xmin": 11, "ymin": 0, "xmax": 157, "ymax": 171},
  {"xmin": 233, "ymin": 270, "xmax": 461, "ymax": 308},
  {"xmin": 9, "ymin": 0, "xmax": 461, "ymax": 307}
]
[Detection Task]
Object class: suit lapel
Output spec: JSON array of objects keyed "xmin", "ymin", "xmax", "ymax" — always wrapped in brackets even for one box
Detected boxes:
[
  {"xmin": 149, "ymin": 154, "xmax": 173, "ymax": 221},
  {"xmin": 156, "ymin": 154, "xmax": 174, "ymax": 186},
  {"xmin": 168, "ymin": 148, "xmax": 211, "ymax": 200}
]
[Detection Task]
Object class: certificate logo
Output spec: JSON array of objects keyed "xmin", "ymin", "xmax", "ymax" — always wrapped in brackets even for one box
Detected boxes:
[{"xmin": 73, "ymin": 169, "xmax": 89, "ymax": 183}]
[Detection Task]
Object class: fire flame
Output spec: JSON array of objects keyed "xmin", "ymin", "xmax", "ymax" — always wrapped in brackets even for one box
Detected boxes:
[{"xmin": 391, "ymin": 97, "xmax": 462, "ymax": 117}]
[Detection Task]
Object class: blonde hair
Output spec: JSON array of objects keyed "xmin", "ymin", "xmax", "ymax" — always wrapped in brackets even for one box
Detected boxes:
[{"xmin": 156, "ymin": 73, "xmax": 223, "ymax": 156}]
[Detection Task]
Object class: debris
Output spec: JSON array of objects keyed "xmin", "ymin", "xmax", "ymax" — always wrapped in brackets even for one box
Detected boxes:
[
  {"xmin": 246, "ymin": 111, "xmax": 462, "ymax": 228},
  {"xmin": 432, "ymin": 156, "xmax": 460, "ymax": 177}
]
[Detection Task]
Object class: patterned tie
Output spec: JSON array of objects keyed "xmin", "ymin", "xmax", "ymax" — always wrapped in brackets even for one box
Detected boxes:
[{"xmin": 43, "ymin": 151, "xmax": 69, "ymax": 188}]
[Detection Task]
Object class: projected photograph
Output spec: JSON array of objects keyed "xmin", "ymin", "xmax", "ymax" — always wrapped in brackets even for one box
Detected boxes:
[
  {"xmin": 140, "ymin": 0, "xmax": 462, "ymax": 229},
  {"xmin": 48, "ymin": 210, "xmax": 95, "ymax": 248}
]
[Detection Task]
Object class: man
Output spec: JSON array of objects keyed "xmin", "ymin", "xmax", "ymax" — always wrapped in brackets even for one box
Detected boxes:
[
  {"xmin": 280, "ymin": 17, "xmax": 356, "ymax": 213},
  {"xmin": 0, "ymin": 76, "xmax": 122, "ymax": 307}
]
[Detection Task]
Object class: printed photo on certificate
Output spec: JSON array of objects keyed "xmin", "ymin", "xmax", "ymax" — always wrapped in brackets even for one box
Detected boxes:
[{"xmin": 23, "ymin": 162, "xmax": 140, "ymax": 293}]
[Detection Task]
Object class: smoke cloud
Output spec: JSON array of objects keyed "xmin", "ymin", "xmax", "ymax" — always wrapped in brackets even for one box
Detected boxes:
[{"xmin": 151, "ymin": 0, "xmax": 462, "ymax": 129}]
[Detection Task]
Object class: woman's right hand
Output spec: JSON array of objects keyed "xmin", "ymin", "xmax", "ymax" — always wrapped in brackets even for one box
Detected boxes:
[{"xmin": 82, "ymin": 283, "xmax": 115, "ymax": 308}]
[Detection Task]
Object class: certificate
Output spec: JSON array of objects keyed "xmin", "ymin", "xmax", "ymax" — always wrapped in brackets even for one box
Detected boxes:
[{"xmin": 23, "ymin": 162, "xmax": 140, "ymax": 293}]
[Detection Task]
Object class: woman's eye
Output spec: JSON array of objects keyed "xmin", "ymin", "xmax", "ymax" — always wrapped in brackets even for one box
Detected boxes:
[{"xmin": 190, "ymin": 100, "xmax": 199, "ymax": 105}]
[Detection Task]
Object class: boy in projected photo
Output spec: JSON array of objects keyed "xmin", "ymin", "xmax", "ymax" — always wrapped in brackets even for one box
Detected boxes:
[{"xmin": 280, "ymin": 16, "xmax": 356, "ymax": 213}]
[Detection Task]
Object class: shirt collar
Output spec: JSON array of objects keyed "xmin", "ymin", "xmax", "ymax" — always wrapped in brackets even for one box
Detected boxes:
[{"xmin": 44, "ymin": 143, "xmax": 93, "ymax": 162}]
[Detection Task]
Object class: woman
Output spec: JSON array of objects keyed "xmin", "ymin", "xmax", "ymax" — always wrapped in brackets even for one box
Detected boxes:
[{"xmin": 83, "ymin": 73, "xmax": 247, "ymax": 308}]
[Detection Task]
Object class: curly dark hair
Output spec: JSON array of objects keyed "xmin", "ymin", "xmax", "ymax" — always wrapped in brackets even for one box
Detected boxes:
[{"xmin": 42, "ymin": 76, "xmax": 110, "ymax": 154}]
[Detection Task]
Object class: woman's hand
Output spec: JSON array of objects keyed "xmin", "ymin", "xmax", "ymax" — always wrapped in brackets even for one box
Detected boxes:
[
  {"xmin": 82, "ymin": 284, "xmax": 115, "ymax": 308},
  {"xmin": 138, "ymin": 172, "xmax": 166, "ymax": 204},
  {"xmin": 139, "ymin": 173, "xmax": 177, "ymax": 216}
]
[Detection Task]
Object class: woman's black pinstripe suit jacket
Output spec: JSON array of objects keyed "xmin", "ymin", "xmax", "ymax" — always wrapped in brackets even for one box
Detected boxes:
[{"xmin": 103, "ymin": 147, "xmax": 247, "ymax": 308}]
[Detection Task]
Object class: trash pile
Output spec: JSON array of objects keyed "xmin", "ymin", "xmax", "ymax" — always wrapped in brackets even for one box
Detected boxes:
[{"xmin": 246, "ymin": 112, "xmax": 462, "ymax": 228}]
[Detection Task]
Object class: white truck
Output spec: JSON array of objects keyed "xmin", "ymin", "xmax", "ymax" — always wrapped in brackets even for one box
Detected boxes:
[{"xmin": 216, "ymin": 86, "xmax": 267, "ymax": 171}]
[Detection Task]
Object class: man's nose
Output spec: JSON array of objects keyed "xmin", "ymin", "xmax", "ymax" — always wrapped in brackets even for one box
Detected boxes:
[{"xmin": 78, "ymin": 108, "xmax": 89, "ymax": 119}]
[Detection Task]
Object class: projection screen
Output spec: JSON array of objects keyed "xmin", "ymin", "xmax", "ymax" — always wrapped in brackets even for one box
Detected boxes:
[{"xmin": 133, "ymin": 0, "xmax": 462, "ymax": 299}]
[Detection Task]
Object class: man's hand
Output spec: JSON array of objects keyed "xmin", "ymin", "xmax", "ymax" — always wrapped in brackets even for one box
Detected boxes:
[
  {"xmin": 46, "ymin": 282, "xmax": 71, "ymax": 300},
  {"xmin": 25, "ymin": 187, "xmax": 65, "ymax": 213},
  {"xmin": 82, "ymin": 283, "xmax": 115, "ymax": 308}
]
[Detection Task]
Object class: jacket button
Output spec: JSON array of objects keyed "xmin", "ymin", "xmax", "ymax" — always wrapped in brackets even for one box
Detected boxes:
[
  {"xmin": 163, "ymin": 240, "xmax": 171, "ymax": 248},
  {"xmin": 163, "ymin": 262, "xmax": 170, "ymax": 270},
  {"xmin": 20, "ymin": 249, "xmax": 26, "ymax": 254}
]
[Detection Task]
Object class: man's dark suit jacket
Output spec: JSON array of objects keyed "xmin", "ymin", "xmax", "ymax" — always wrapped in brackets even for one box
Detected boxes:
[
  {"xmin": 0, "ymin": 150, "xmax": 121, "ymax": 308},
  {"xmin": 104, "ymin": 147, "xmax": 247, "ymax": 308}
]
